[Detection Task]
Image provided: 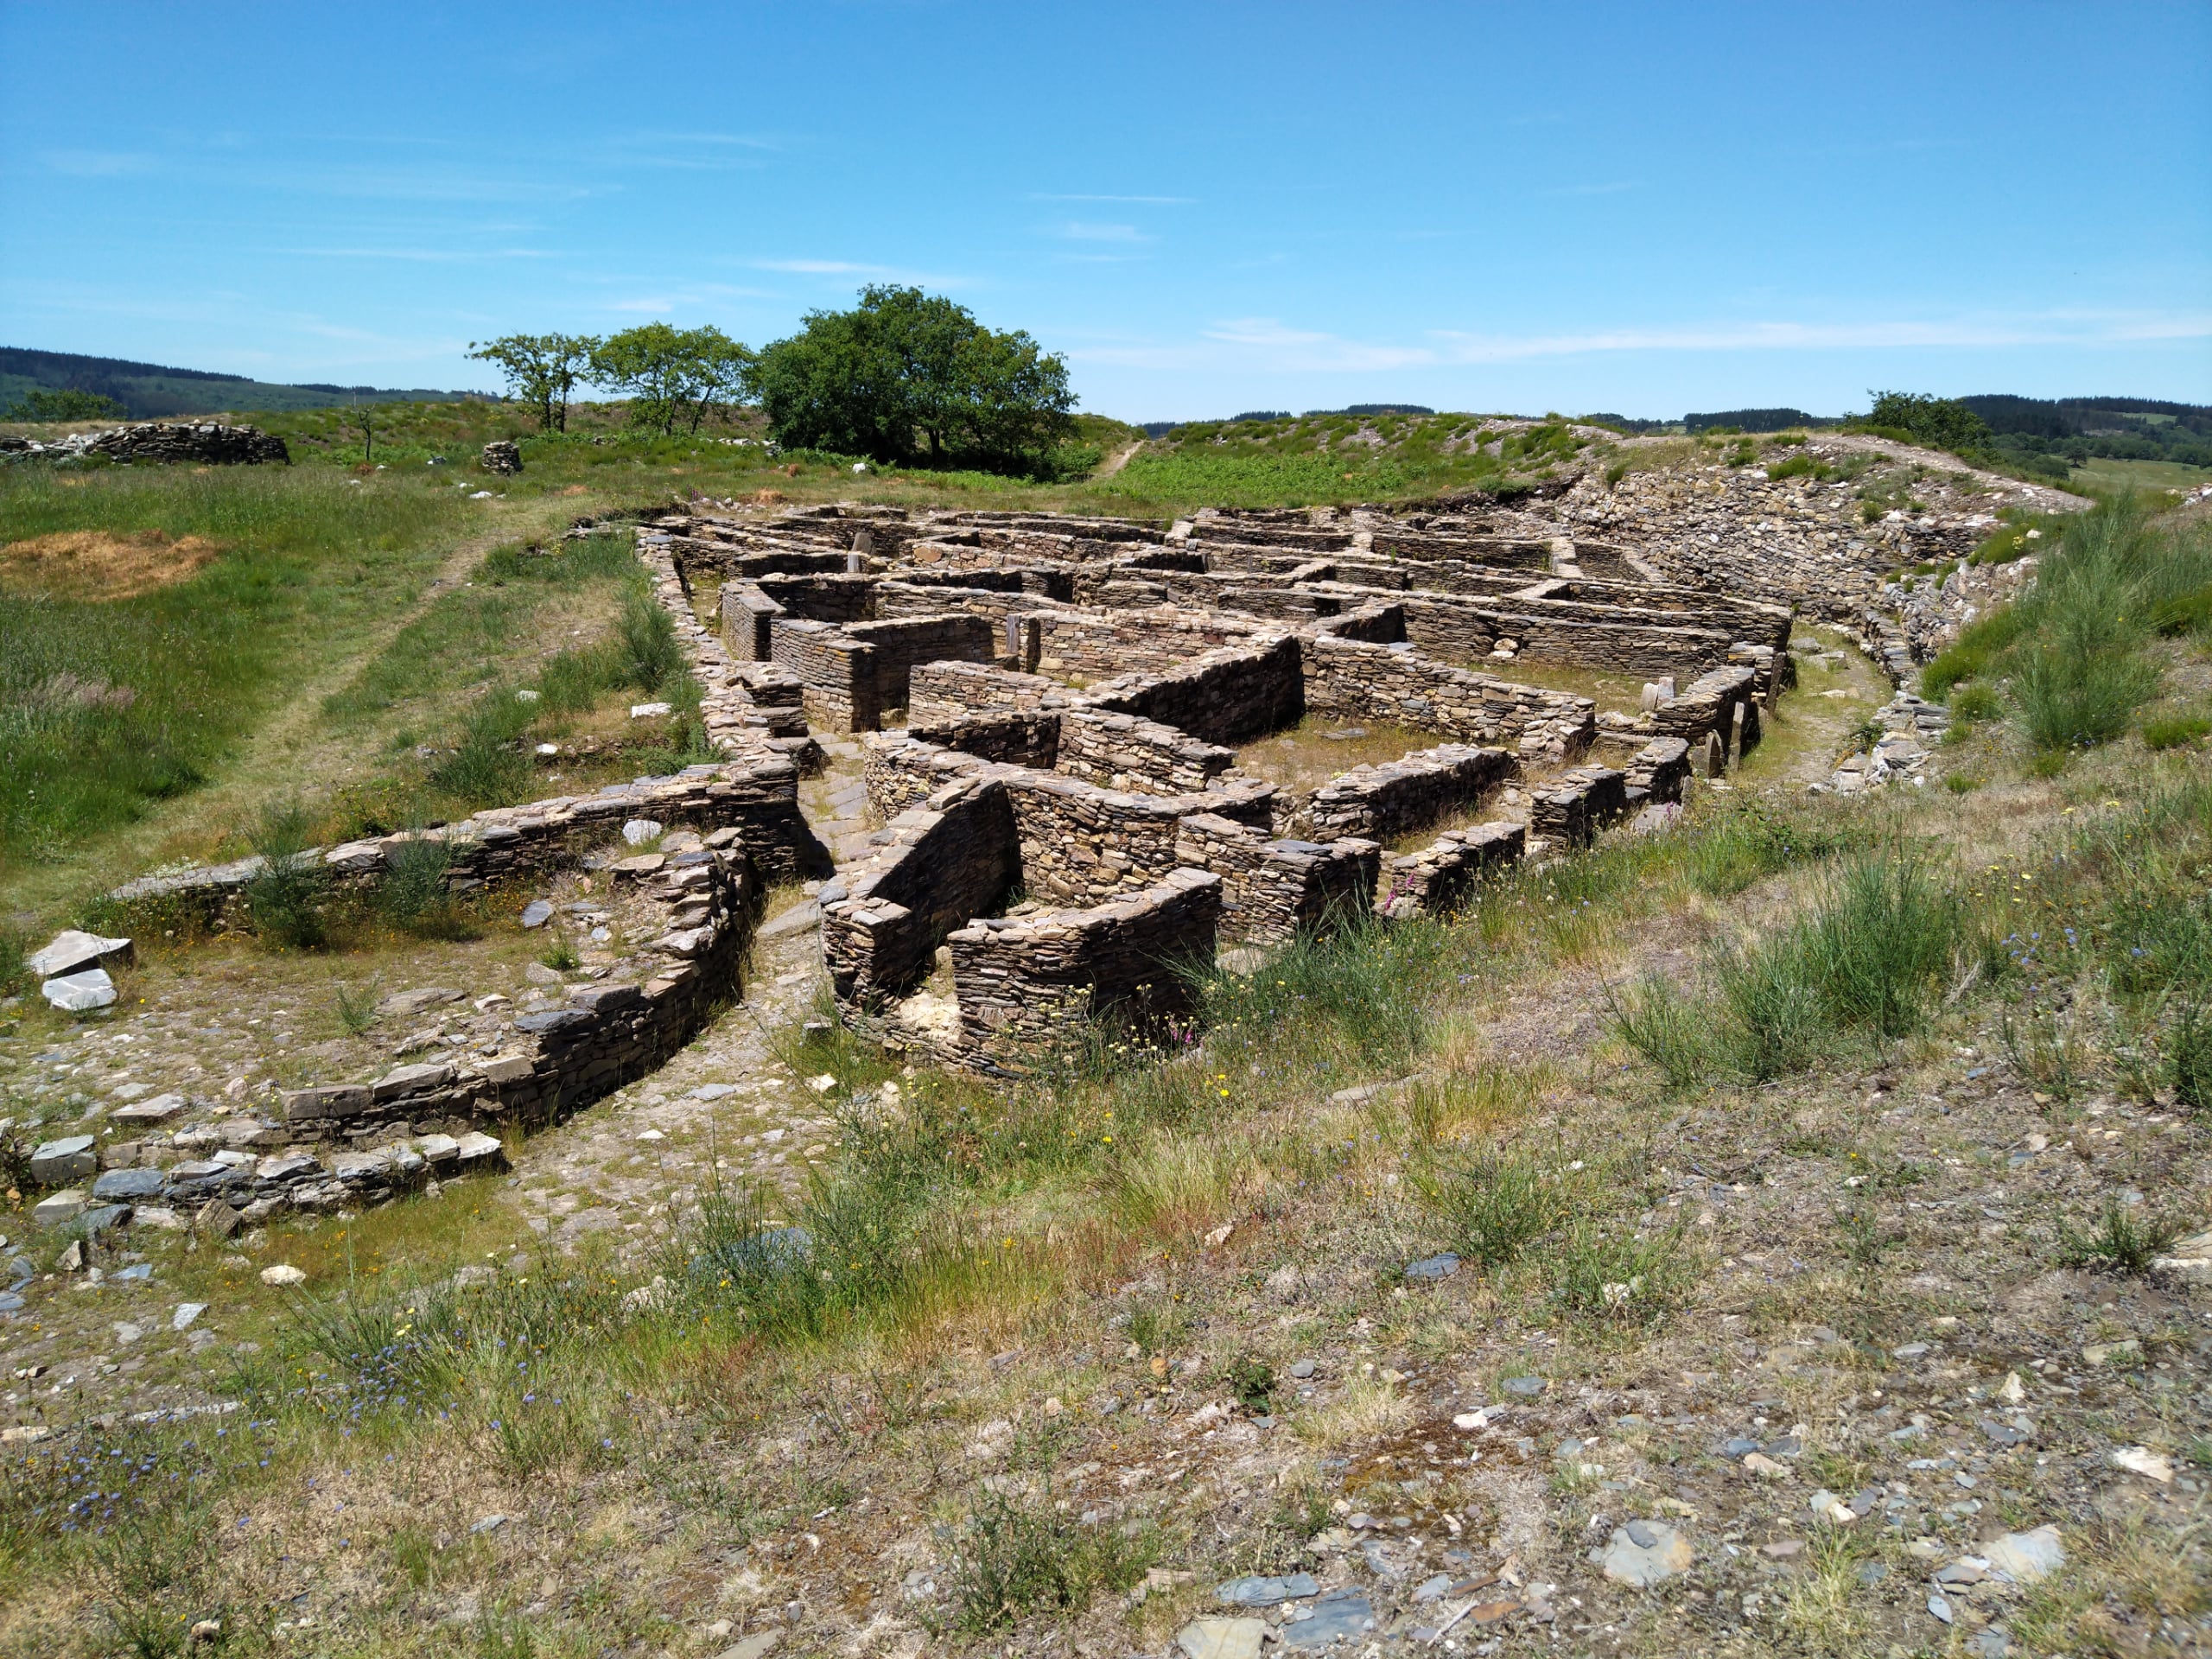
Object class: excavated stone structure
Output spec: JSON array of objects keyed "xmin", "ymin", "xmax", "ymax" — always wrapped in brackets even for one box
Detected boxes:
[{"xmin": 648, "ymin": 500, "xmax": 1786, "ymax": 1071}]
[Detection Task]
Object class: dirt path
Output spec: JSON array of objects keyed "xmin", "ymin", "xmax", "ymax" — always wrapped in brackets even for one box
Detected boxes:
[
  {"xmin": 1094, "ymin": 439, "xmax": 1145, "ymax": 480},
  {"xmin": 6, "ymin": 502, "xmax": 575, "ymax": 923}
]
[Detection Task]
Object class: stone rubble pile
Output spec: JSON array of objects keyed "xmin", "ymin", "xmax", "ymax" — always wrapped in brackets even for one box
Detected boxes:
[{"xmin": 0, "ymin": 422, "xmax": 289, "ymax": 465}]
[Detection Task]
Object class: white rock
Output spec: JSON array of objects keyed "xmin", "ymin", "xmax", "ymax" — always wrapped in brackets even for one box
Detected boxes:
[
  {"xmin": 621, "ymin": 819, "xmax": 664, "ymax": 845},
  {"xmin": 27, "ymin": 930, "xmax": 131, "ymax": 979},
  {"xmin": 259, "ymin": 1264, "xmax": 307, "ymax": 1287},
  {"xmin": 2112, "ymin": 1446, "xmax": 2173, "ymax": 1483},
  {"xmin": 717, "ymin": 1631, "xmax": 783, "ymax": 1659},
  {"xmin": 172, "ymin": 1302, "xmax": 207, "ymax": 1331},
  {"xmin": 808, "ymin": 1073, "xmax": 838, "ymax": 1093},
  {"xmin": 1175, "ymin": 1618, "xmax": 1266, "ymax": 1659},
  {"xmin": 42, "ymin": 969, "xmax": 117, "ymax": 1012},
  {"xmin": 1983, "ymin": 1525, "xmax": 2065, "ymax": 1584},
  {"xmin": 629, "ymin": 702, "xmax": 672, "ymax": 720}
]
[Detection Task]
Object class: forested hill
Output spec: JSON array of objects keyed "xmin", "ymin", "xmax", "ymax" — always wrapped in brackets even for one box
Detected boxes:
[{"xmin": 0, "ymin": 346, "xmax": 486, "ymax": 419}]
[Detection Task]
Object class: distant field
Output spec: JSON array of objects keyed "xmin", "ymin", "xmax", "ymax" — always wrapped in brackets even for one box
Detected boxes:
[{"xmin": 2068, "ymin": 454, "xmax": 2212, "ymax": 495}]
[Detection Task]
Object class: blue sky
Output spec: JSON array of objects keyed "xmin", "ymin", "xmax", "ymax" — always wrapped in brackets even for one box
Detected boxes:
[{"xmin": 3, "ymin": 2, "xmax": 2208, "ymax": 422}]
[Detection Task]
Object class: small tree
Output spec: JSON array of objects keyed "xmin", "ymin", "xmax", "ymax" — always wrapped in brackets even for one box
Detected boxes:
[
  {"xmin": 1865, "ymin": 391, "xmax": 1990, "ymax": 454},
  {"xmin": 3, "ymin": 387, "xmax": 124, "ymax": 423},
  {"xmin": 589, "ymin": 324, "xmax": 756, "ymax": 437},
  {"xmin": 467, "ymin": 333, "xmax": 601, "ymax": 433}
]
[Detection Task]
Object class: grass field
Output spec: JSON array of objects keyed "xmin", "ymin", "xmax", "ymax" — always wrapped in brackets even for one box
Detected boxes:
[{"xmin": 2067, "ymin": 454, "xmax": 2212, "ymax": 496}]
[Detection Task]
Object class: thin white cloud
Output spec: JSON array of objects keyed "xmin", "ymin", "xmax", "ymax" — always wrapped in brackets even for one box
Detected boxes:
[
  {"xmin": 1030, "ymin": 193, "xmax": 1196, "ymax": 204},
  {"xmin": 1071, "ymin": 308, "xmax": 2212, "ymax": 376},
  {"xmin": 1539, "ymin": 181, "xmax": 1639, "ymax": 198},
  {"xmin": 42, "ymin": 149, "xmax": 156, "ymax": 177},
  {"xmin": 279, "ymin": 246, "xmax": 557, "ymax": 263},
  {"xmin": 744, "ymin": 257, "xmax": 972, "ymax": 289},
  {"xmin": 1058, "ymin": 221, "xmax": 1151, "ymax": 244}
]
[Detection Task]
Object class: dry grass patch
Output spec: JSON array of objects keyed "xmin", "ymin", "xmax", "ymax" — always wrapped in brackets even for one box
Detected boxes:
[{"xmin": 0, "ymin": 528, "xmax": 223, "ymax": 596}]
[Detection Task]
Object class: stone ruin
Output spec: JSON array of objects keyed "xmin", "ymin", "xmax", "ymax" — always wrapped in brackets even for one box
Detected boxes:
[
  {"xmin": 0, "ymin": 422, "xmax": 290, "ymax": 465},
  {"xmin": 650, "ymin": 499, "xmax": 1789, "ymax": 1071},
  {"xmin": 43, "ymin": 489, "xmax": 1803, "ymax": 1230}
]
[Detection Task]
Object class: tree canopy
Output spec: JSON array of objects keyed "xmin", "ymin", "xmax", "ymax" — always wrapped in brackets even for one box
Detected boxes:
[
  {"xmin": 1864, "ymin": 391, "xmax": 1991, "ymax": 453},
  {"xmin": 466, "ymin": 334, "xmax": 600, "ymax": 432},
  {"xmin": 590, "ymin": 324, "xmax": 755, "ymax": 437},
  {"xmin": 752, "ymin": 287, "xmax": 1076, "ymax": 471},
  {"xmin": 3, "ymin": 387, "xmax": 124, "ymax": 423}
]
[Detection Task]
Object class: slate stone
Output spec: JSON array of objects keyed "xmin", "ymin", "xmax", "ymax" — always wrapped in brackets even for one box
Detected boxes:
[
  {"xmin": 1983, "ymin": 1526, "xmax": 2065, "ymax": 1584},
  {"xmin": 1404, "ymin": 1252, "xmax": 1460, "ymax": 1281},
  {"xmin": 1176, "ymin": 1618, "xmax": 1266, "ymax": 1659},
  {"xmin": 515, "ymin": 1009, "xmax": 590, "ymax": 1034},
  {"xmin": 1721, "ymin": 1437, "xmax": 1762, "ymax": 1458},
  {"xmin": 27, "ymin": 930, "xmax": 132, "ymax": 978},
  {"xmin": 1216, "ymin": 1573, "xmax": 1318, "ymax": 1607},
  {"xmin": 1502, "ymin": 1376, "xmax": 1547, "ymax": 1397},
  {"xmin": 1279, "ymin": 1589, "xmax": 1374, "ymax": 1649},
  {"xmin": 1287, "ymin": 1358, "xmax": 1317, "ymax": 1379},
  {"xmin": 30, "ymin": 1135, "xmax": 99, "ymax": 1185},
  {"xmin": 519, "ymin": 900, "xmax": 554, "ymax": 930},
  {"xmin": 92, "ymin": 1168, "xmax": 166, "ymax": 1201},
  {"xmin": 78, "ymin": 1205, "xmax": 130, "ymax": 1235}
]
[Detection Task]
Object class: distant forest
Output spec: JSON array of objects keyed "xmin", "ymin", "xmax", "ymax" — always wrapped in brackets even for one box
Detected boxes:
[{"xmin": 0, "ymin": 346, "xmax": 486, "ymax": 419}]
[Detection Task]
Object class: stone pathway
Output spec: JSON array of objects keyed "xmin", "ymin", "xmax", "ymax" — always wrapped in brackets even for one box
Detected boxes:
[{"xmin": 501, "ymin": 734, "xmax": 876, "ymax": 1243}]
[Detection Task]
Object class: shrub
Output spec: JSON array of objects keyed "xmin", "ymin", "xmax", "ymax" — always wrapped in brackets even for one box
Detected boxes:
[
  {"xmin": 616, "ymin": 589, "xmax": 683, "ymax": 692},
  {"xmin": 2170, "ymin": 1004, "xmax": 2212, "ymax": 1112},
  {"xmin": 2145, "ymin": 715, "xmax": 2212, "ymax": 751},
  {"xmin": 1949, "ymin": 682, "xmax": 2002, "ymax": 723},
  {"xmin": 2056, "ymin": 1200, "xmax": 2187, "ymax": 1274},
  {"xmin": 1712, "ymin": 940, "xmax": 1826, "ymax": 1078},
  {"xmin": 1608, "ymin": 974, "xmax": 1708, "ymax": 1089},
  {"xmin": 1549, "ymin": 1217, "xmax": 1691, "ymax": 1329},
  {"xmin": 1796, "ymin": 849, "xmax": 1965, "ymax": 1039},
  {"xmin": 945, "ymin": 1491, "xmax": 1152, "ymax": 1633},
  {"xmin": 243, "ymin": 798, "xmax": 327, "ymax": 949},
  {"xmin": 1411, "ymin": 1142, "xmax": 1569, "ymax": 1268},
  {"xmin": 1765, "ymin": 453, "xmax": 1831, "ymax": 482},
  {"xmin": 428, "ymin": 686, "xmax": 536, "ymax": 808},
  {"xmin": 376, "ymin": 834, "xmax": 475, "ymax": 938}
]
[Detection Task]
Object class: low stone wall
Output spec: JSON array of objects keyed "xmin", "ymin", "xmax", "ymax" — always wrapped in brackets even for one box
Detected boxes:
[
  {"xmin": 1379, "ymin": 821, "xmax": 1526, "ymax": 918},
  {"xmin": 1529, "ymin": 766, "xmax": 1629, "ymax": 849},
  {"xmin": 1174, "ymin": 815, "xmax": 1379, "ymax": 944},
  {"xmin": 1088, "ymin": 635, "xmax": 1306, "ymax": 747},
  {"xmin": 2, "ymin": 422, "xmax": 291, "ymax": 466},
  {"xmin": 1298, "ymin": 744, "xmax": 1517, "ymax": 842},
  {"xmin": 1056, "ymin": 708, "xmax": 1237, "ymax": 796},
  {"xmin": 820, "ymin": 775, "xmax": 1019, "ymax": 1009},
  {"xmin": 1624, "ymin": 736, "xmax": 1691, "ymax": 804},
  {"xmin": 908, "ymin": 660, "xmax": 1064, "ymax": 724},
  {"xmin": 637, "ymin": 529, "xmax": 821, "ymax": 764},
  {"xmin": 771, "ymin": 619, "xmax": 877, "ymax": 730},
  {"xmin": 1300, "ymin": 634, "xmax": 1596, "ymax": 765},
  {"xmin": 848, "ymin": 613, "xmax": 998, "ymax": 709},
  {"xmin": 106, "ymin": 760, "xmax": 829, "ymax": 924},
  {"xmin": 944, "ymin": 870, "xmax": 1221, "ymax": 1070},
  {"xmin": 284, "ymin": 843, "xmax": 758, "ymax": 1147},
  {"xmin": 910, "ymin": 708, "xmax": 1062, "ymax": 770},
  {"xmin": 1649, "ymin": 664, "xmax": 1760, "ymax": 753}
]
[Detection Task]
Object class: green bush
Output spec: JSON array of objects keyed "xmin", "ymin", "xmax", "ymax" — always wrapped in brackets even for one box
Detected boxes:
[
  {"xmin": 1713, "ymin": 939, "xmax": 1831, "ymax": 1079},
  {"xmin": 1765, "ymin": 453, "xmax": 1831, "ymax": 482},
  {"xmin": 2170, "ymin": 1004, "xmax": 2212, "ymax": 1112},
  {"xmin": 1410, "ymin": 1142, "xmax": 1570, "ymax": 1267},
  {"xmin": 946, "ymin": 1491, "xmax": 1153, "ymax": 1633},
  {"xmin": 616, "ymin": 590, "xmax": 683, "ymax": 692},
  {"xmin": 1949, "ymin": 682, "xmax": 2002, "ymax": 723},
  {"xmin": 1794, "ymin": 849, "xmax": 1964, "ymax": 1038},
  {"xmin": 2056, "ymin": 1200, "xmax": 2186, "ymax": 1274},
  {"xmin": 243, "ymin": 798, "xmax": 327, "ymax": 949},
  {"xmin": 2145, "ymin": 715, "xmax": 2212, "ymax": 751},
  {"xmin": 1549, "ymin": 1218, "xmax": 1691, "ymax": 1329},
  {"xmin": 1609, "ymin": 974, "xmax": 1709, "ymax": 1089}
]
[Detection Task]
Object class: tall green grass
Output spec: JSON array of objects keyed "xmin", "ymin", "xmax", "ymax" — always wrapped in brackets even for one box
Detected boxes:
[
  {"xmin": 1617, "ymin": 847, "xmax": 1967, "ymax": 1084},
  {"xmin": 0, "ymin": 467, "xmax": 466, "ymax": 875},
  {"xmin": 1919, "ymin": 498, "xmax": 2212, "ymax": 758}
]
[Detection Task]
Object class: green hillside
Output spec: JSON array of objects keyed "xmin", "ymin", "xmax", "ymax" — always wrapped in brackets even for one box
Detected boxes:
[{"xmin": 0, "ymin": 346, "xmax": 486, "ymax": 420}]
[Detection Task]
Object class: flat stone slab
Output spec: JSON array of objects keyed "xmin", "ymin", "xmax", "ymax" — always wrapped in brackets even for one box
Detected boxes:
[
  {"xmin": 1216, "ymin": 1573, "xmax": 1319, "ymax": 1607},
  {"xmin": 1594, "ymin": 1518, "xmax": 1694, "ymax": 1586},
  {"xmin": 1177, "ymin": 1618, "xmax": 1267, "ymax": 1659},
  {"xmin": 112, "ymin": 1093, "xmax": 188, "ymax": 1123},
  {"xmin": 27, "ymin": 930, "xmax": 133, "ymax": 978},
  {"xmin": 42, "ymin": 969, "xmax": 116, "ymax": 1012},
  {"xmin": 29, "ymin": 1136, "xmax": 98, "ymax": 1184},
  {"xmin": 1280, "ymin": 1590, "xmax": 1374, "ymax": 1649},
  {"xmin": 1404, "ymin": 1251, "xmax": 1460, "ymax": 1281},
  {"xmin": 758, "ymin": 899, "xmax": 821, "ymax": 940}
]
